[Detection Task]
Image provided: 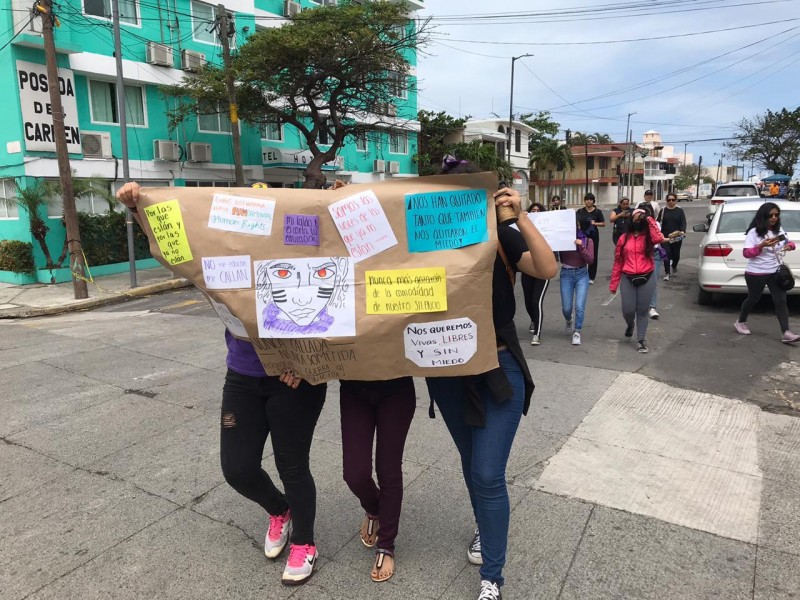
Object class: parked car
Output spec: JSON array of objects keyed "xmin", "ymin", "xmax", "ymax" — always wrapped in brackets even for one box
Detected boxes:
[
  {"xmin": 675, "ymin": 190, "xmax": 693, "ymax": 202},
  {"xmin": 692, "ymin": 200, "xmax": 800, "ymax": 305},
  {"xmin": 708, "ymin": 181, "xmax": 760, "ymax": 217}
]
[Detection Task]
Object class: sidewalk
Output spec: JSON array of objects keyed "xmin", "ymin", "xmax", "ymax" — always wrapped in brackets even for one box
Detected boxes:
[{"xmin": 0, "ymin": 267, "xmax": 191, "ymax": 319}]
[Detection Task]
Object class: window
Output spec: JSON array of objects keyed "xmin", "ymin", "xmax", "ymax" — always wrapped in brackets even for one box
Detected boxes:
[
  {"xmin": 355, "ymin": 132, "xmax": 367, "ymax": 152},
  {"xmin": 389, "ymin": 131, "xmax": 407, "ymax": 154},
  {"xmin": 318, "ymin": 119, "xmax": 333, "ymax": 146},
  {"xmin": 89, "ymin": 80, "xmax": 146, "ymax": 126},
  {"xmin": 185, "ymin": 181, "xmax": 234, "ymax": 187},
  {"xmin": 586, "ymin": 156, "xmax": 595, "ymax": 169},
  {"xmin": 261, "ymin": 121, "xmax": 283, "ymax": 141},
  {"xmin": 76, "ymin": 182, "xmax": 113, "ymax": 215},
  {"xmin": 191, "ymin": 1, "xmax": 217, "ymax": 44},
  {"xmin": 84, "ymin": 0, "xmax": 138, "ymax": 25},
  {"xmin": 0, "ymin": 179, "xmax": 19, "ymax": 219},
  {"xmin": 514, "ymin": 129, "xmax": 521, "ymax": 153},
  {"xmin": 390, "ymin": 73, "xmax": 407, "ymax": 99},
  {"xmin": 599, "ymin": 157, "xmax": 610, "ymax": 170},
  {"xmin": 197, "ymin": 103, "xmax": 231, "ymax": 133}
]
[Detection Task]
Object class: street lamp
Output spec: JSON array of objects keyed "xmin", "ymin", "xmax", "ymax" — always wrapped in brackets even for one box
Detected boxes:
[{"xmin": 508, "ymin": 53, "xmax": 534, "ymax": 164}]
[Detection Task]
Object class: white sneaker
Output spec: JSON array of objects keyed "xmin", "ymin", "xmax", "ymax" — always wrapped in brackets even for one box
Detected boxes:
[
  {"xmin": 264, "ymin": 510, "xmax": 291, "ymax": 558},
  {"xmin": 467, "ymin": 528, "xmax": 482, "ymax": 565},
  {"xmin": 649, "ymin": 307, "xmax": 659, "ymax": 319},
  {"xmin": 281, "ymin": 544, "xmax": 317, "ymax": 585},
  {"xmin": 530, "ymin": 334, "xmax": 541, "ymax": 346},
  {"xmin": 564, "ymin": 320, "xmax": 572, "ymax": 333},
  {"xmin": 663, "ymin": 274, "xmax": 670, "ymax": 281},
  {"xmin": 572, "ymin": 331, "xmax": 582, "ymax": 345}
]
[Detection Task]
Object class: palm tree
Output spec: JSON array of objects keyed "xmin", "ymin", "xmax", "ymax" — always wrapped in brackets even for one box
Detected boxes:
[
  {"xmin": 530, "ymin": 138, "xmax": 574, "ymax": 202},
  {"xmin": 569, "ymin": 131, "xmax": 591, "ymax": 146},
  {"xmin": 593, "ymin": 132, "xmax": 613, "ymax": 144},
  {"xmin": 1, "ymin": 179, "xmax": 60, "ymax": 270},
  {"xmin": 54, "ymin": 175, "xmax": 115, "ymax": 266}
]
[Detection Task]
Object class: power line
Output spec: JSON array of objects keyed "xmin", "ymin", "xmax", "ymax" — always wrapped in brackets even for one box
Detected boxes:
[{"xmin": 0, "ymin": 15, "xmax": 35, "ymax": 54}]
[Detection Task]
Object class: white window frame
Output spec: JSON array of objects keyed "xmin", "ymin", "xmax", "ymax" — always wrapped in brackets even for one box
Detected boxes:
[
  {"xmin": 83, "ymin": 0, "xmax": 141, "ymax": 27},
  {"xmin": 354, "ymin": 132, "xmax": 367, "ymax": 152},
  {"xmin": 197, "ymin": 103, "xmax": 232, "ymax": 134},
  {"xmin": 47, "ymin": 180, "xmax": 113, "ymax": 217},
  {"xmin": 88, "ymin": 80, "xmax": 148, "ymax": 128},
  {"xmin": 389, "ymin": 131, "xmax": 408, "ymax": 155},
  {"xmin": 191, "ymin": 0, "xmax": 220, "ymax": 46},
  {"xmin": 391, "ymin": 73, "xmax": 407, "ymax": 99},
  {"xmin": 261, "ymin": 121, "xmax": 283, "ymax": 142},
  {"xmin": 0, "ymin": 179, "xmax": 19, "ymax": 220}
]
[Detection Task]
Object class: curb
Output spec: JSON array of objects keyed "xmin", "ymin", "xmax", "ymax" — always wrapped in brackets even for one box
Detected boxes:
[{"xmin": 0, "ymin": 278, "xmax": 193, "ymax": 320}]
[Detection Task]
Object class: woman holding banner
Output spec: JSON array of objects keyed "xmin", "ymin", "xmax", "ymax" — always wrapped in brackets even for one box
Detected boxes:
[
  {"xmin": 116, "ymin": 182, "xmax": 327, "ymax": 587},
  {"xmin": 427, "ymin": 157, "xmax": 557, "ymax": 600}
]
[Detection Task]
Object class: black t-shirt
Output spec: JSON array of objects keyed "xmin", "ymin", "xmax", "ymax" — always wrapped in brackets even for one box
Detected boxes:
[
  {"xmin": 577, "ymin": 207, "xmax": 604, "ymax": 236},
  {"xmin": 493, "ymin": 225, "xmax": 528, "ymax": 330},
  {"xmin": 612, "ymin": 207, "xmax": 630, "ymax": 234}
]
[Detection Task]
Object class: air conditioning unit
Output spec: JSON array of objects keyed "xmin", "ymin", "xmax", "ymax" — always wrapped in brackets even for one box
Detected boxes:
[
  {"xmin": 387, "ymin": 161, "xmax": 401, "ymax": 175},
  {"xmin": 146, "ymin": 42, "xmax": 173, "ymax": 67},
  {"xmin": 385, "ymin": 104, "xmax": 398, "ymax": 117},
  {"xmin": 187, "ymin": 142, "xmax": 212, "ymax": 163},
  {"xmin": 373, "ymin": 159, "xmax": 386, "ymax": 173},
  {"xmin": 284, "ymin": 0, "xmax": 301, "ymax": 16},
  {"xmin": 321, "ymin": 0, "xmax": 337, "ymax": 5},
  {"xmin": 81, "ymin": 132, "xmax": 112, "ymax": 159},
  {"xmin": 153, "ymin": 139, "xmax": 180, "ymax": 161},
  {"xmin": 181, "ymin": 49, "xmax": 206, "ymax": 73}
]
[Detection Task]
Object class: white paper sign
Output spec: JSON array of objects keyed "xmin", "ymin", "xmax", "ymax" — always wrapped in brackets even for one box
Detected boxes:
[
  {"xmin": 210, "ymin": 298, "xmax": 248, "ymax": 337},
  {"xmin": 208, "ymin": 194, "xmax": 276, "ymax": 236},
  {"xmin": 404, "ymin": 317, "xmax": 477, "ymax": 368},
  {"xmin": 254, "ymin": 257, "xmax": 356, "ymax": 338},
  {"xmin": 17, "ymin": 60, "xmax": 81, "ymax": 154},
  {"xmin": 202, "ymin": 255, "xmax": 252, "ymax": 290},
  {"xmin": 526, "ymin": 208, "xmax": 577, "ymax": 252},
  {"xmin": 328, "ymin": 189, "xmax": 398, "ymax": 262}
]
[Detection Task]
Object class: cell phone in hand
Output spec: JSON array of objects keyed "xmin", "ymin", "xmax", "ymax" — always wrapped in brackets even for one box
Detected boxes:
[{"xmin": 775, "ymin": 234, "xmax": 787, "ymax": 242}]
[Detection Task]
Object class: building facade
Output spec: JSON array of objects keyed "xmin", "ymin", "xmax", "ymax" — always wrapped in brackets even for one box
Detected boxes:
[{"xmin": 0, "ymin": 0, "xmax": 422, "ymax": 274}]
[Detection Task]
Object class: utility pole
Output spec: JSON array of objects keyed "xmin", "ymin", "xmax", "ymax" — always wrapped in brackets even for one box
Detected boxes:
[
  {"xmin": 683, "ymin": 143, "xmax": 688, "ymax": 170},
  {"xmin": 37, "ymin": 0, "xmax": 87, "ymax": 299},
  {"xmin": 507, "ymin": 53, "xmax": 533, "ymax": 164},
  {"xmin": 624, "ymin": 112, "xmax": 635, "ymax": 200},
  {"xmin": 585, "ymin": 138, "xmax": 589, "ymax": 197},
  {"xmin": 697, "ymin": 155, "xmax": 703, "ymax": 199},
  {"xmin": 217, "ymin": 4, "xmax": 245, "ymax": 186},
  {"xmin": 111, "ymin": 0, "xmax": 136, "ymax": 287},
  {"xmin": 561, "ymin": 129, "xmax": 571, "ymax": 203}
]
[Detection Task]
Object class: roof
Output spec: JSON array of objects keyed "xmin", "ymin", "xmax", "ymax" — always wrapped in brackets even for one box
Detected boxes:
[{"xmin": 464, "ymin": 119, "xmax": 536, "ymax": 134}]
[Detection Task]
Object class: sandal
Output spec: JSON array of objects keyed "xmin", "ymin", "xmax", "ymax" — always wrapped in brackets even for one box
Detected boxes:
[
  {"xmin": 360, "ymin": 514, "xmax": 379, "ymax": 548},
  {"xmin": 370, "ymin": 549, "xmax": 395, "ymax": 582}
]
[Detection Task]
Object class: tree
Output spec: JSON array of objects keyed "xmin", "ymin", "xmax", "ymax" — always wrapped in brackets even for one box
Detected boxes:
[
  {"xmin": 593, "ymin": 132, "xmax": 613, "ymax": 144},
  {"xmin": 569, "ymin": 131, "xmax": 592, "ymax": 146},
  {"xmin": 165, "ymin": 2, "xmax": 430, "ymax": 189},
  {"xmin": 529, "ymin": 137, "xmax": 574, "ymax": 200},
  {"xmin": 726, "ymin": 107, "xmax": 800, "ymax": 176},
  {"xmin": 674, "ymin": 164, "xmax": 715, "ymax": 190}
]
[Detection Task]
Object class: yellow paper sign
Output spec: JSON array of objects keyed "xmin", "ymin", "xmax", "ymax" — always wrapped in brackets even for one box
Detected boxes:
[
  {"xmin": 144, "ymin": 200, "xmax": 194, "ymax": 265},
  {"xmin": 366, "ymin": 267, "xmax": 447, "ymax": 314}
]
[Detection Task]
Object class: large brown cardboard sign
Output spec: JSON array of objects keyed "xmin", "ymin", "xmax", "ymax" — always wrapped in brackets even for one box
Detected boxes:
[{"xmin": 136, "ymin": 173, "xmax": 499, "ymax": 384}]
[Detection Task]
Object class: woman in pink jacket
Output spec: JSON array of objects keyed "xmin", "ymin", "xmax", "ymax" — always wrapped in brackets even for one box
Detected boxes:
[{"xmin": 609, "ymin": 208, "xmax": 665, "ymax": 353}]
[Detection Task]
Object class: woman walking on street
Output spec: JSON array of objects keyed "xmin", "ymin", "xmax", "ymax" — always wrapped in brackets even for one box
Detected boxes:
[
  {"xmin": 577, "ymin": 193, "xmax": 605, "ymax": 282},
  {"xmin": 610, "ymin": 197, "xmax": 632, "ymax": 246},
  {"xmin": 427, "ymin": 158, "xmax": 557, "ymax": 600},
  {"xmin": 522, "ymin": 202, "xmax": 550, "ymax": 345},
  {"xmin": 117, "ymin": 182, "xmax": 327, "ymax": 587},
  {"xmin": 734, "ymin": 202, "xmax": 800, "ymax": 343},
  {"xmin": 560, "ymin": 222, "xmax": 595, "ymax": 346},
  {"xmin": 609, "ymin": 208, "xmax": 666, "ymax": 353},
  {"xmin": 657, "ymin": 193, "xmax": 687, "ymax": 281}
]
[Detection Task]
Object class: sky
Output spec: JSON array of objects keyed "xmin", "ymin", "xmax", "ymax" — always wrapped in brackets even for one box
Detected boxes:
[{"xmin": 415, "ymin": 0, "xmax": 800, "ymax": 174}]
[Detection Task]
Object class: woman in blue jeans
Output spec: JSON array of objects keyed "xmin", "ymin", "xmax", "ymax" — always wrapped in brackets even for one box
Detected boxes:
[
  {"xmin": 559, "ymin": 225, "xmax": 594, "ymax": 346},
  {"xmin": 427, "ymin": 158, "xmax": 557, "ymax": 600}
]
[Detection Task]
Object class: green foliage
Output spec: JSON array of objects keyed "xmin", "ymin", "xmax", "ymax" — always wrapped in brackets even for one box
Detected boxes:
[
  {"xmin": 164, "ymin": 1, "xmax": 430, "ymax": 188},
  {"xmin": 726, "ymin": 107, "xmax": 800, "ymax": 176},
  {"xmin": 674, "ymin": 164, "xmax": 715, "ymax": 190},
  {"xmin": 0, "ymin": 240, "xmax": 35, "ymax": 275},
  {"xmin": 76, "ymin": 211, "xmax": 151, "ymax": 267},
  {"xmin": 450, "ymin": 141, "xmax": 514, "ymax": 182},
  {"xmin": 568, "ymin": 131, "xmax": 613, "ymax": 146},
  {"xmin": 519, "ymin": 111, "xmax": 560, "ymax": 143},
  {"xmin": 529, "ymin": 137, "xmax": 575, "ymax": 172}
]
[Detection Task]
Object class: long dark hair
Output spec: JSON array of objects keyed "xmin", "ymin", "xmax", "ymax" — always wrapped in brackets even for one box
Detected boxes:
[
  {"xmin": 623, "ymin": 209, "xmax": 655, "ymax": 257},
  {"xmin": 747, "ymin": 202, "xmax": 781, "ymax": 237},
  {"xmin": 529, "ymin": 202, "xmax": 546, "ymax": 212}
]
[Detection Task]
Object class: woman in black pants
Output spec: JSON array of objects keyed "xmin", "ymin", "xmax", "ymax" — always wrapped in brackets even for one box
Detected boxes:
[
  {"xmin": 522, "ymin": 202, "xmax": 549, "ymax": 345},
  {"xmin": 577, "ymin": 193, "xmax": 605, "ymax": 282},
  {"xmin": 657, "ymin": 193, "xmax": 687, "ymax": 280}
]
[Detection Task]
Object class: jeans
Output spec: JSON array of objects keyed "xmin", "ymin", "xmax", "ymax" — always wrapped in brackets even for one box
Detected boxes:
[
  {"xmin": 650, "ymin": 251, "xmax": 662, "ymax": 309},
  {"xmin": 521, "ymin": 274, "xmax": 550, "ymax": 336},
  {"xmin": 739, "ymin": 272, "xmax": 790, "ymax": 332},
  {"xmin": 340, "ymin": 378, "xmax": 416, "ymax": 553},
  {"xmin": 560, "ymin": 266, "xmax": 590, "ymax": 330},
  {"xmin": 220, "ymin": 370, "xmax": 326, "ymax": 545},
  {"xmin": 425, "ymin": 350, "xmax": 525, "ymax": 587}
]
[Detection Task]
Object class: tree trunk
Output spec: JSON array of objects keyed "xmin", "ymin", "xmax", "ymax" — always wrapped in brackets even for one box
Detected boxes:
[
  {"xmin": 303, "ymin": 153, "xmax": 333, "ymax": 189},
  {"xmin": 32, "ymin": 231, "xmax": 56, "ymax": 271}
]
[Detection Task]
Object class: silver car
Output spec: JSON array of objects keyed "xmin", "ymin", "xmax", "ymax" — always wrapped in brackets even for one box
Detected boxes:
[{"xmin": 693, "ymin": 200, "xmax": 800, "ymax": 305}]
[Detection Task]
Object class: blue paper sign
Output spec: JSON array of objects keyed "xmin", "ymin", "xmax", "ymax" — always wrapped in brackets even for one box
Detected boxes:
[{"xmin": 405, "ymin": 189, "xmax": 489, "ymax": 253}]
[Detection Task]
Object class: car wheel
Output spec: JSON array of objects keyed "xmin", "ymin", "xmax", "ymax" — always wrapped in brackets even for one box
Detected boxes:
[{"xmin": 697, "ymin": 288, "xmax": 713, "ymax": 306}]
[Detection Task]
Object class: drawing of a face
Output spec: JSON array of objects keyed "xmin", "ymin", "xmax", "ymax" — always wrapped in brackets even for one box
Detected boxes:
[{"xmin": 267, "ymin": 259, "xmax": 338, "ymax": 326}]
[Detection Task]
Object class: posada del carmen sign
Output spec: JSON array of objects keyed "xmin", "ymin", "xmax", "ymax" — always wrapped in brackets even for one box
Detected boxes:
[
  {"xmin": 17, "ymin": 60, "xmax": 81, "ymax": 154},
  {"xmin": 136, "ymin": 173, "xmax": 500, "ymax": 384}
]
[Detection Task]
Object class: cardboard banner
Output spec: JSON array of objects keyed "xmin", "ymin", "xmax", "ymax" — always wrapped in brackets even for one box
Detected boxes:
[{"xmin": 137, "ymin": 173, "xmax": 499, "ymax": 384}]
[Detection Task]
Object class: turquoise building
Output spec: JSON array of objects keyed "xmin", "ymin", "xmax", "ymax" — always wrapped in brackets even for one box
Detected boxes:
[{"xmin": 0, "ymin": 0, "xmax": 423, "ymax": 278}]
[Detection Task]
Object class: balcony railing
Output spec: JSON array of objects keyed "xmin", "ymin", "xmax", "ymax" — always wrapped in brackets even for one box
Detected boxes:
[{"xmin": 534, "ymin": 168, "xmax": 619, "ymax": 180}]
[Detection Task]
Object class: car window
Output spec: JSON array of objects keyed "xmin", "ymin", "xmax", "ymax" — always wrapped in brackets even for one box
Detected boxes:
[
  {"xmin": 781, "ymin": 211, "xmax": 800, "ymax": 232},
  {"xmin": 718, "ymin": 210, "xmax": 800, "ymax": 234},
  {"xmin": 715, "ymin": 186, "xmax": 758, "ymax": 197}
]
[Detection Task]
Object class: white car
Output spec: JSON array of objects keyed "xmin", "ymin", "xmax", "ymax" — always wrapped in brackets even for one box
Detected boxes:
[
  {"xmin": 693, "ymin": 200, "xmax": 800, "ymax": 305},
  {"xmin": 708, "ymin": 181, "xmax": 760, "ymax": 217}
]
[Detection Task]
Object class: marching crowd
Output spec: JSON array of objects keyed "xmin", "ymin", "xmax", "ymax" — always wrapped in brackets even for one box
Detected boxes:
[{"xmin": 115, "ymin": 159, "xmax": 797, "ymax": 600}]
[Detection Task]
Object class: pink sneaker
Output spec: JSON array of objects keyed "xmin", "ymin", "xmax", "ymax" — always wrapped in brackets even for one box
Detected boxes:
[
  {"xmin": 264, "ymin": 509, "xmax": 291, "ymax": 558},
  {"xmin": 734, "ymin": 321, "xmax": 751, "ymax": 335},
  {"xmin": 782, "ymin": 331, "xmax": 800, "ymax": 344},
  {"xmin": 281, "ymin": 543, "xmax": 317, "ymax": 585}
]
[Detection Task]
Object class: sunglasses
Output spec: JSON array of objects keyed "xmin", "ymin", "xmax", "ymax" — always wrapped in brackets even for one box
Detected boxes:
[{"xmin": 667, "ymin": 198, "xmax": 676, "ymax": 202}]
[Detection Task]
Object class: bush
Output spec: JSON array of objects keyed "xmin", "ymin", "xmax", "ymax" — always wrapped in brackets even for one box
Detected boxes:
[
  {"xmin": 0, "ymin": 240, "xmax": 35, "ymax": 275},
  {"xmin": 77, "ymin": 211, "xmax": 152, "ymax": 267}
]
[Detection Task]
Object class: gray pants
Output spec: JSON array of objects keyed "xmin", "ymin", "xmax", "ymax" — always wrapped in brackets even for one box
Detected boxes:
[{"xmin": 620, "ymin": 272, "xmax": 656, "ymax": 341}]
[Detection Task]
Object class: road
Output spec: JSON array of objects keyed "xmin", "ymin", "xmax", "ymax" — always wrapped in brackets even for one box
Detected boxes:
[{"xmin": 101, "ymin": 202, "xmax": 800, "ymax": 415}]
